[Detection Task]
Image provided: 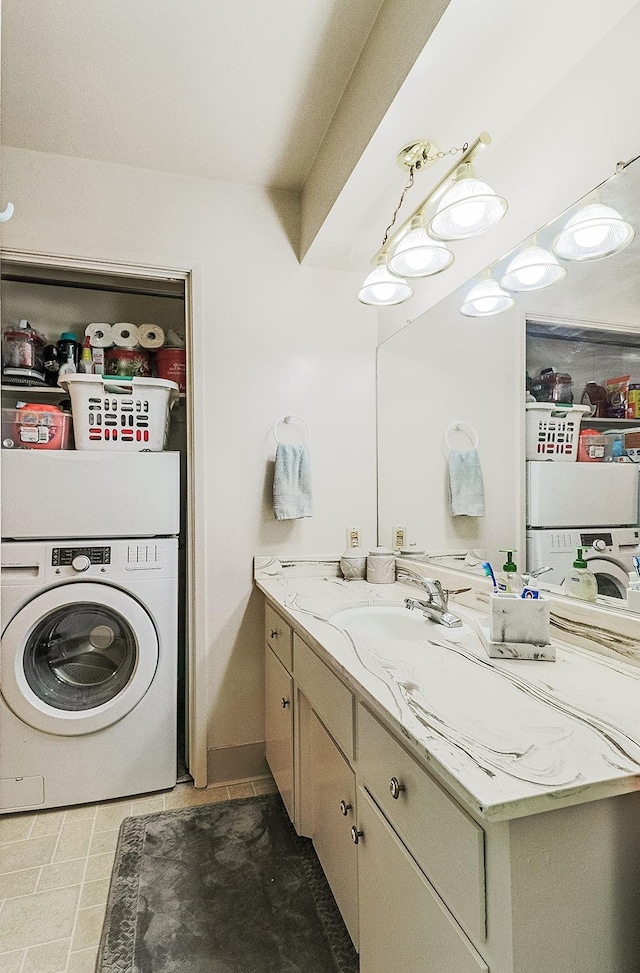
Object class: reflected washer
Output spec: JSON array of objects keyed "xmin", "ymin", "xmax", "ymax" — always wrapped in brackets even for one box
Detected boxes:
[
  {"xmin": 526, "ymin": 527, "xmax": 640, "ymax": 598},
  {"xmin": 0, "ymin": 538, "xmax": 178, "ymax": 813}
]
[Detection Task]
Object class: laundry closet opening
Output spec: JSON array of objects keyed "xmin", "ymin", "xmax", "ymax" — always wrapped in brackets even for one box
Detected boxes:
[{"xmin": 0, "ymin": 258, "xmax": 195, "ymax": 791}]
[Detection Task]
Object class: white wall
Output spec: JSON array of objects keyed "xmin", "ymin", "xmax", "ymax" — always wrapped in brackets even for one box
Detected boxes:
[
  {"xmin": 1, "ymin": 147, "xmax": 378, "ymax": 781},
  {"xmin": 377, "ymin": 295, "xmax": 525, "ymax": 567}
]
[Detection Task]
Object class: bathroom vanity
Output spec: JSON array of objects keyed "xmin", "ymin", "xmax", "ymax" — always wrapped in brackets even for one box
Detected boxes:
[{"xmin": 257, "ymin": 557, "xmax": 640, "ymax": 973}]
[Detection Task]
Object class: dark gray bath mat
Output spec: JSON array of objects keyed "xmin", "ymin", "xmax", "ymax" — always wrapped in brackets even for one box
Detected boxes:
[{"xmin": 98, "ymin": 793, "xmax": 359, "ymax": 973}]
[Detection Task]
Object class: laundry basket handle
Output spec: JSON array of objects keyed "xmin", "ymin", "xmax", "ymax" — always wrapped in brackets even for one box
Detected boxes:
[{"xmin": 101, "ymin": 377, "xmax": 136, "ymax": 394}]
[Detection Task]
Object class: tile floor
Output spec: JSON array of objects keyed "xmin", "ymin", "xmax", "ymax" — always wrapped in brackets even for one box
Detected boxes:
[{"xmin": 0, "ymin": 776, "xmax": 278, "ymax": 973}]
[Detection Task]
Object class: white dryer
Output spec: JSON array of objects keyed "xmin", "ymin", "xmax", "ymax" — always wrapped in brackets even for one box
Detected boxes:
[
  {"xmin": 0, "ymin": 537, "xmax": 178, "ymax": 813},
  {"xmin": 526, "ymin": 460, "xmax": 640, "ymax": 598}
]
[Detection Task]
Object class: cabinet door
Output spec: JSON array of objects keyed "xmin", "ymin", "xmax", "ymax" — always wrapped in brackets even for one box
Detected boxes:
[
  {"xmin": 310, "ymin": 712, "xmax": 358, "ymax": 948},
  {"xmin": 357, "ymin": 788, "xmax": 488, "ymax": 973},
  {"xmin": 265, "ymin": 645, "xmax": 294, "ymax": 821}
]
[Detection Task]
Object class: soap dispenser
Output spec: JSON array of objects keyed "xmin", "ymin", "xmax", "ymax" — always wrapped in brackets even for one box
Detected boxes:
[
  {"xmin": 496, "ymin": 551, "xmax": 523, "ymax": 594},
  {"xmin": 562, "ymin": 549, "xmax": 597, "ymax": 603}
]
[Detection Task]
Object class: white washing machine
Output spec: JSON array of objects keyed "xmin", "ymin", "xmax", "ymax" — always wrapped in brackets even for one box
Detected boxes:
[
  {"xmin": 526, "ymin": 527, "xmax": 640, "ymax": 598},
  {"xmin": 0, "ymin": 537, "xmax": 178, "ymax": 813}
]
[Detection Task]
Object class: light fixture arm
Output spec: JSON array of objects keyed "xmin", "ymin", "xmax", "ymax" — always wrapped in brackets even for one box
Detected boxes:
[{"xmin": 371, "ymin": 132, "xmax": 492, "ymax": 266}]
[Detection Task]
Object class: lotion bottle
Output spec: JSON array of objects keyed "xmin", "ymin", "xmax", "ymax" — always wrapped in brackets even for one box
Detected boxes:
[
  {"xmin": 562, "ymin": 549, "xmax": 597, "ymax": 603},
  {"xmin": 496, "ymin": 551, "xmax": 523, "ymax": 594}
]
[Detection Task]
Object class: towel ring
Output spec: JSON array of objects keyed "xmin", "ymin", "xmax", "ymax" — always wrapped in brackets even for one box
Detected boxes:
[
  {"xmin": 273, "ymin": 413, "xmax": 311, "ymax": 445},
  {"xmin": 444, "ymin": 421, "xmax": 478, "ymax": 451}
]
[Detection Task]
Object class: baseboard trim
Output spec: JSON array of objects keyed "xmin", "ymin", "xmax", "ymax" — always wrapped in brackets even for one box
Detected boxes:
[{"xmin": 207, "ymin": 742, "xmax": 268, "ymax": 786}]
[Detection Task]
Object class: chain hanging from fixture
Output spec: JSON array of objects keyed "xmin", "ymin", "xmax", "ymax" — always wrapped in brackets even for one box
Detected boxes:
[{"xmin": 381, "ymin": 141, "xmax": 468, "ymax": 247}]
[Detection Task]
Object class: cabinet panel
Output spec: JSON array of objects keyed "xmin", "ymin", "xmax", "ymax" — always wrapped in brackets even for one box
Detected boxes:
[
  {"xmin": 358, "ymin": 787, "xmax": 488, "ymax": 973},
  {"xmin": 359, "ymin": 704, "xmax": 485, "ymax": 942},
  {"xmin": 310, "ymin": 712, "xmax": 358, "ymax": 948},
  {"xmin": 265, "ymin": 604, "xmax": 293, "ymax": 671},
  {"xmin": 294, "ymin": 634, "xmax": 354, "ymax": 760},
  {"xmin": 265, "ymin": 646, "xmax": 294, "ymax": 821}
]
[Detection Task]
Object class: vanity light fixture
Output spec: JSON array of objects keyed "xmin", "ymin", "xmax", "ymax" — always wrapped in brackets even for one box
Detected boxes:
[
  {"xmin": 551, "ymin": 203, "xmax": 635, "ymax": 261},
  {"xmin": 500, "ymin": 245, "xmax": 567, "ymax": 292},
  {"xmin": 357, "ymin": 255, "xmax": 414, "ymax": 306},
  {"xmin": 358, "ymin": 132, "xmax": 507, "ymax": 306},
  {"xmin": 427, "ymin": 164, "xmax": 508, "ymax": 241},
  {"xmin": 460, "ymin": 278, "xmax": 516, "ymax": 317},
  {"xmin": 387, "ymin": 217, "xmax": 454, "ymax": 278}
]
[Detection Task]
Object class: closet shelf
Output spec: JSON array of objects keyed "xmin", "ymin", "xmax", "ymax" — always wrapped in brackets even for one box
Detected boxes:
[{"xmin": 1, "ymin": 384, "xmax": 186, "ymax": 398}]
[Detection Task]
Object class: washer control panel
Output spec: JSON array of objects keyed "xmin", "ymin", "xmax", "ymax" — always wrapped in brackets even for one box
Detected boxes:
[{"xmin": 52, "ymin": 546, "xmax": 111, "ymax": 567}]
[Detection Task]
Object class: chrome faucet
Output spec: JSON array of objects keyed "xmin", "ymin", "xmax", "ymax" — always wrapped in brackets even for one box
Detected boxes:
[
  {"xmin": 522, "ymin": 565, "xmax": 553, "ymax": 584},
  {"xmin": 397, "ymin": 571, "xmax": 463, "ymax": 628}
]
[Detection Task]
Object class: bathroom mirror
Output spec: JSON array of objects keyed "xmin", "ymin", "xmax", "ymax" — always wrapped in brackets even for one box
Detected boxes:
[{"xmin": 378, "ymin": 153, "xmax": 640, "ymax": 604}]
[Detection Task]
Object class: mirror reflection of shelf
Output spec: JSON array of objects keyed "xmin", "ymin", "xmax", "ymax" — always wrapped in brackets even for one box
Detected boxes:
[{"xmin": 581, "ymin": 417, "xmax": 640, "ymax": 428}]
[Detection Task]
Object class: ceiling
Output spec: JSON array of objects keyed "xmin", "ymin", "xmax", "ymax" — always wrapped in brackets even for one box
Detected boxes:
[
  {"xmin": 2, "ymin": 0, "xmax": 639, "ymax": 287},
  {"xmin": 1, "ymin": 0, "xmax": 389, "ymax": 191}
]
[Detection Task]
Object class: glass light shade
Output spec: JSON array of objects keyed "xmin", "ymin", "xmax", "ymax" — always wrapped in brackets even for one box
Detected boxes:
[
  {"xmin": 387, "ymin": 226, "xmax": 454, "ymax": 278},
  {"xmin": 460, "ymin": 279, "xmax": 516, "ymax": 317},
  {"xmin": 428, "ymin": 175, "xmax": 508, "ymax": 240},
  {"xmin": 551, "ymin": 204, "xmax": 635, "ymax": 261},
  {"xmin": 501, "ymin": 246, "xmax": 567, "ymax": 292},
  {"xmin": 357, "ymin": 261, "xmax": 413, "ymax": 306}
]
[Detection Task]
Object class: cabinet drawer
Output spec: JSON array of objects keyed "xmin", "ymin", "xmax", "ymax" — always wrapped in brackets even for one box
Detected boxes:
[
  {"xmin": 294, "ymin": 635, "xmax": 354, "ymax": 760},
  {"xmin": 358, "ymin": 704, "xmax": 486, "ymax": 942},
  {"xmin": 265, "ymin": 646, "xmax": 294, "ymax": 822},
  {"xmin": 310, "ymin": 712, "xmax": 358, "ymax": 948},
  {"xmin": 265, "ymin": 603, "xmax": 293, "ymax": 671},
  {"xmin": 358, "ymin": 786, "xmax": 488, "ymax": 973}
]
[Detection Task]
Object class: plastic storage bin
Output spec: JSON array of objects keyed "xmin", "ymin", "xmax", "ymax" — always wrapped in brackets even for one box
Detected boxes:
[
  {"xmin": 1, "ymin": 405, "xmax": 73, "ymax": 450},
  {"xmin": 525, "ymin": 403, "xmax": 590, "ymax": 461},
  {"xmin": 578, "ymin": 431, "xmax": 609, "ymax": 462},
  {"xmin": 58, "ymin": 374, "xmax": 179, "ymax": 451}
]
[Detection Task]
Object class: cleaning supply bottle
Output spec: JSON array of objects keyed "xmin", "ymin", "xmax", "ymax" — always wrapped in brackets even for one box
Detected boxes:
[
  {"xmin": 78, "ymin": 337, "xmax": 93, "ymax": 374},
  {"xmin": 57, "ymin": 349, "xmax": 77, "ymax": 378},
  {"xmin": 562, "ymin": 549, "xmax": 598, "ymax": 602},
  {"xmin": 496, "ymin": 551, "xmax": 523, "ymax": 594}
]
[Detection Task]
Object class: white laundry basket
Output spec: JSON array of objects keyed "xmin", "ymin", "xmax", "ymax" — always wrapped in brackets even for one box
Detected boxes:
[
  {"xmin": 525, "ymin": 403, "xmax": 590, "ymax": 461},
  {"xmin": 58, "ymin": 374, "xmax": 179, "ymax": 451}
]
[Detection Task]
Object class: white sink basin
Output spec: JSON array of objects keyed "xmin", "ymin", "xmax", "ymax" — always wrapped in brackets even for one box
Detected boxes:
[{"xmin": 332, "ymin": 605, "xmax": 470, "ymax": 641}]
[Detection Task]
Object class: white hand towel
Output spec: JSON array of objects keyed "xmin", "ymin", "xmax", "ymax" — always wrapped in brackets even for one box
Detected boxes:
[
  {"xmin": 273, "ymin": 444, "xmax": 313, "ymax": 520},
  {"xmin": 448, "ymin": 447, "xmax": 486, "ymax": 517}
]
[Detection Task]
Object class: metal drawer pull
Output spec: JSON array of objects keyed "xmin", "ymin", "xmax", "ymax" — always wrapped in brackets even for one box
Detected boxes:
[
  {"xmin": 340, "ymin": 800, "xmax": 352, "ymax": 816},
  {"xmin": 281, "ymin": 697, "xmax": 290, "ymax": 708},
  {"xmin": 351, "ymin": 825, "xmax": 363, "ymax": 845},
  {"xmin": 389, "ymin": 776, "xmax": 406, "ymax": 800},
  {"xmin": 270, "ymin": 629, "xmax": 278, "ymax": 638}
]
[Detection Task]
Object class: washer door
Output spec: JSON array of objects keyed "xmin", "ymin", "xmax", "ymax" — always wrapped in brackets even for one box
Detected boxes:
[
  {"xmin": 584, "ymin": 555, "xmax": 628, "ymax": 599},
  {"xmin": 1, "ymin": 583, "xmax": 158, "ymax": 735}
]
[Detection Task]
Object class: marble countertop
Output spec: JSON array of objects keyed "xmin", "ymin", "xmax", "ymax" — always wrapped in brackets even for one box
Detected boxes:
[{"xmin": 255, "ymin": 557, "xmax": 640, "ymax": 823}]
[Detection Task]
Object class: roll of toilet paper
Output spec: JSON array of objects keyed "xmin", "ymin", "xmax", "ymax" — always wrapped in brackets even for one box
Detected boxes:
[
  {"xmin": 85, "ymin": 322, "xmax": 114, "ymax": 348},
  {"xmin": 138, "ymin": 323, "xmax": 165, "ymax": 350},
  {"xmin": 112, "ymin": 323, "xmax": 140, "ymax": 348}
]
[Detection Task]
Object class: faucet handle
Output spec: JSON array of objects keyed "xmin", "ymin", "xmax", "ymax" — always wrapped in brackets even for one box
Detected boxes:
[{"xmin": 421, "ymin": 577, "xmax": 445, "ymax": 604}]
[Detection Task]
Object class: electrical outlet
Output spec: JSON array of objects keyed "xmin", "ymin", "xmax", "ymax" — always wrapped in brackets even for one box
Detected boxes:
[
  {"xmin": 392, "ymin": 526, "xmax": 406, "ymax": 549},
  {"xmin": 346, "ymin": 527, "xmax": 361, "ymax": 549}
]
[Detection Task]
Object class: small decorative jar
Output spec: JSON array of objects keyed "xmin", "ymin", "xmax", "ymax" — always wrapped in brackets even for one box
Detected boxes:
[
  {"xmin": 366, "ymin": 546, "xmax": 396, "ymax": 584},
  {"xmin": 398, "ymin": 546, "xmax": 426, "ymax": 560},
  {"xmin": 340, "ymin": 548, "xmax": 367, "ymax": 581}
]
